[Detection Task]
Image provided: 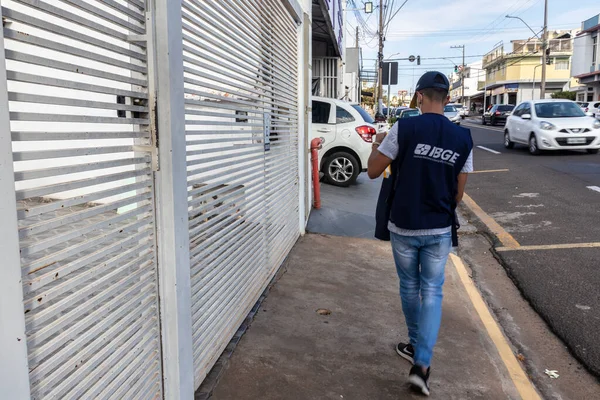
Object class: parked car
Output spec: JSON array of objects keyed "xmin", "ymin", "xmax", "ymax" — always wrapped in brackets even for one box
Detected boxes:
[
  {"xmin": 394, "ymin": 106, "xmax": 409, "ymax": 117},
  {"xmin": 398, "ymin": 108, "xmax": 420, "ymax": 119},
  {"xmin": 482, "ymin": 104, "xmax": 515, "ymax": 126},
  {"xmin": 589, "ymin": 101, "xmax": 600, "ymax": 117},
  {"xmin": 311, "ymin": 97, "xmax": 377, "ymax": 186},
  {"xmin": 449, "ymin": 104, "xmax": 466, "ymax": 119},
  {"xmin": 444, "ymin": 105, "xmax": 461, "ymax": 125},
  {"xmin": 504, "ymin": 99, "xmax": 600, "ymax": 155},
  {"xmin": 576, "ymin": 101, "xmax": 589, "ymax": 113}
]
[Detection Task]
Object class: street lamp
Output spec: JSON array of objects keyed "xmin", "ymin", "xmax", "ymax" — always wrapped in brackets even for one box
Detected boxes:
[
  {"xmin": 506, "ymin": 3, "xmax": 549, "ymax": 98},
  {"xmin": 505, "ymin": 15, "xmax": 541, "ymax": 39}
]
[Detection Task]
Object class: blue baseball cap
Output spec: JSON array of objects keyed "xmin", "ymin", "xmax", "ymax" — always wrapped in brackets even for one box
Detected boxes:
[{"xmin": 410, "ymin": 71, "xmax": 450, "ymax": 108}]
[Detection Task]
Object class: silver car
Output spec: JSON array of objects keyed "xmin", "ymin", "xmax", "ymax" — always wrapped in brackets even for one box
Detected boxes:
[{"xmin": 444, "ymin": 105, "xmax": 461, "ymax": 125}]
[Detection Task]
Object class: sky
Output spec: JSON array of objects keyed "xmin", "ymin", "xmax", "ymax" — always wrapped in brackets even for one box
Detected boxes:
[{"xmin": 346, "ymin": 0, "xmax": 600, "ymax": 95}]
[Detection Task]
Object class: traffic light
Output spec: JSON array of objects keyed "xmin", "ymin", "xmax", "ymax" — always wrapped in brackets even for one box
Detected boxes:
[
  {"xmin": 417, "ymin": 55, "xmax": 420, "ymax": 66},
  {"xmin": 454, "ymin": 65, "xmax": 458, "ymax": 73}
]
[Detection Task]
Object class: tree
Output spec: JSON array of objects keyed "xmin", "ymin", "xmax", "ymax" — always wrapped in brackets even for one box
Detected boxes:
[{"xmin": 551, "ymin": 91, "xmax": 576, "ymax": 101}]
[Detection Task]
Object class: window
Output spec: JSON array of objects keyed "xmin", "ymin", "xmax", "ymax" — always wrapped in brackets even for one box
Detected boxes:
[
  {"xmin": 555, "ymin": 60, "xmax": 569, "ymax": 70},
  {"xmin": 522, "ymin": 104, "xmax": 531, "ymax": 116},
  {"xmin": 534, "ymin": 102, "xmax": 585, "ymax": 118},
  {"xmin": 312, "ymin": 101, "xmax": 331, "ymax": 124},
  {"xmin": 593, "ymin": 36, "xmax": 598, "ymax": 67},
  {"xmin": 444, "ymin": 105, "xmax": 457, "ymax": 112},
  {"xmin": 497, "ymin": 105, "xmax": 514, "ymax": 112},
  {"xmin": 512, "ymin": 103, "xmax": 526, "ymax": 117},
  {"xmin": 351, "ymin": 105, "xmax": 375, "ymax": 123},
  {"xmin": 335, "ymin": 106, "xmax": 355, "ymax": 124}
]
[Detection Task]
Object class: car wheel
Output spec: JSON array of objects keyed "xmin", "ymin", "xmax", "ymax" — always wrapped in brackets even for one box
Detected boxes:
[
  {"xmin": 482, "ymin": 117, "xmax": 486, "ymax": 125},
  {"xmin": 504, "ymin": 130, "xmax": 515, "ymax": 149},
  {"xmin": 587, "ymin": 149, "xmax": 599, "ymax": 154},
  {"xmin": 323, "ymin": 152, "xmax": 359, "ymax": 187},
  {"xmin": 529, "ymin": 134, "xmax": 541, "ymax": 155}
]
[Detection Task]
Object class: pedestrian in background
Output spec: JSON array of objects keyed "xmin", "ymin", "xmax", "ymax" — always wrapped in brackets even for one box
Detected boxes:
[{"xmin": 367, "ymin": 71, "xmax": 474, "ymax": 396}]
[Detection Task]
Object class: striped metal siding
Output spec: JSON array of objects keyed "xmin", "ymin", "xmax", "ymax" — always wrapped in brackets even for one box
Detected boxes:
[
  {"xmin": 180, "ymin": 0, "xmax": 300, "ymax": 387},
  {"xmin": 2, "ymin": 0, "xmax": 162, "ymax": 398}
]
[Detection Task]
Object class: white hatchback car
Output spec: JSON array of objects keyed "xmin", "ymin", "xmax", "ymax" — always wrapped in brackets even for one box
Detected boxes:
[
  {"xmin": 312, "ymin": 97, "xmax": 377, "ymax": 186},
  {"xmin": 504, "ymin": 99, "xmax": 600, "ymax": 155}
]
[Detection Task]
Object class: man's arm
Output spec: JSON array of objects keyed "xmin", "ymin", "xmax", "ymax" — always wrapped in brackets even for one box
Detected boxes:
[
  {"xmin": 456, "ymin": 173, "xmax": 468, "ymax": 203},
  {"xmin": 367, "ymin": 145, "xmax": 392, "ymax": 179},
  {"xmin": 367, "ymin": 128, "xmax": 396, "ymax": 179}
]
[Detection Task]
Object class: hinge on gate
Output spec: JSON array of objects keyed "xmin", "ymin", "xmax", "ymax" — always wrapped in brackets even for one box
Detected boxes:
[
  {"xmin": 133, "ymin": 145, "xmax": 159, "ymax": 172},
  {"xmin": 306, "ymin": 106, "xmax": 312, "ymax": 114}
]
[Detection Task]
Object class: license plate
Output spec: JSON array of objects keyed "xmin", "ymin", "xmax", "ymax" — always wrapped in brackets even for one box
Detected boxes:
[{"xmin": 567, "ymin": 138, "xmax": 587, "ymax": 144}]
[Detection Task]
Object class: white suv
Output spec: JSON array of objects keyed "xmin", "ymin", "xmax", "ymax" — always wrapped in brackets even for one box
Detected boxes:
[
  {"xmin": 504, "ymin": 99, "xmax": 600, "ymax": 155},
  {"xmin": 312, "ymin": 97, "xmax": 377, "ymax": 186}
]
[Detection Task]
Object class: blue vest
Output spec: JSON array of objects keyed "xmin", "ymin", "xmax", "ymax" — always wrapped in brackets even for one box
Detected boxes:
[{"xmin": 389, "ymin": 113, "xmax": 473, "ymax": 243}]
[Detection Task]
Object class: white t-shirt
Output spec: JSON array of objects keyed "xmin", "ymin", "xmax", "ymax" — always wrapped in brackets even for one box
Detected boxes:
[{"xmin": 378, "ymin": 122, "xmax": 474, "ymax": 236}]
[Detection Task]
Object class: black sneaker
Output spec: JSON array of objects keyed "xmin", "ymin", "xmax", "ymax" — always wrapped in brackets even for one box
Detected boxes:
[
  {"xmin": 409, "ymin": 365, "xmax": 430, "ymax": 396},
  {"xmin": 395, "ymin": 342, "xmax": 414, "ymax": 364}
]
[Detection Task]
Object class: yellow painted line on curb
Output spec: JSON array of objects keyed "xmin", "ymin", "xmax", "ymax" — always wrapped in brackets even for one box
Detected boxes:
[
  {"xmin": 471, "ymin": 169, "xmax": 510, "ymax": 174},
  {"xmin": 450, "ymin": 254, "xmax": 541, "ymax": 400},
  {"xmin": 497, "ymin": 242, "xmax": 600, "ymax": 252},
  {"xmin": 462, "ymin": 193, "xmax": 521, "ymax": 249}
]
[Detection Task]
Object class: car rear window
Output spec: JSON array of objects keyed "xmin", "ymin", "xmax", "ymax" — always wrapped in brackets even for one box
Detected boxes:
[
  {"xmin": 444, "ymin": 106, "xmax": 457, "ymax": 112},
  {"xmin": 351, "ymin": 105, "xmax": 375, "ymax": 124},
  {"xmin": 497, "ymin": 105, "xmax": 514, "ymax": 112},
  {"xmin": 401, "ymin": 110, "xmax": 420, "ymax": 118}
]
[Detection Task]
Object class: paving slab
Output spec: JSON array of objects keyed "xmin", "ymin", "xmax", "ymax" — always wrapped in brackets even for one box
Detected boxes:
[{"xmin": 211, "ymin": 234, "xmax": 522, "ymax": 400}]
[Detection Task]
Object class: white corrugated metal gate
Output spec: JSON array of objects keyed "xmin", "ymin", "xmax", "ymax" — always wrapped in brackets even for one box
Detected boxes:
[
  {"xmin": 180, "ymin": 0, "xmax": 300, "ymax": 386},
  {"xmin": 1, "ymin": 0, "xmax": 163, "ymax": 398},
  {"xmin": 0, "ymin": 0, "xmax": 303, "ymax": 398}
]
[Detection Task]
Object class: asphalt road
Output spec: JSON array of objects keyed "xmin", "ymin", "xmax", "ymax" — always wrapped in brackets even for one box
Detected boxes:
[{"xmin": 461, "ymin": 118, "xmax": 600, "ymax": 376}]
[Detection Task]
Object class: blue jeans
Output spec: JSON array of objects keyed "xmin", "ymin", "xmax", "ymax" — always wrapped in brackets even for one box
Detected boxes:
[{"xmin": 390, "ymin": 231, "xmax": 452, "ymax": 368}]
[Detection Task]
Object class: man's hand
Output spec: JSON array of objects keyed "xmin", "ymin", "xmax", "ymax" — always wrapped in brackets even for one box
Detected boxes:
[{"xmin": 374, "ymin": 132, "xmax": 387, "ymax": 144}]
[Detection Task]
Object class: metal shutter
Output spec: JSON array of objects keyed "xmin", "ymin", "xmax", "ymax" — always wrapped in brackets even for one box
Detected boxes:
[
  {"xmin": 180, "ymin": 0, "xmax": 300, "ymax": 386},
  {"xmin": 2, "ymin": 0, "xmax": 162, "ymax": 398}
]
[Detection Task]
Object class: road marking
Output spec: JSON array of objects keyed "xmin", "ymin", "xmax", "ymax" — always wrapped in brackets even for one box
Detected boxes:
[
  {"xmin": 462, "ymin": 193, "xmax": 521, "ymax": 249},
  {"xmin": 587, "ymin": 186, "xmax": 600, "ymax": 193},
  {"xmin": 450, "ymin": 254, "xmax": 542, "ymax": 400},
  {"xmin": 497, "ymin": 242, "xmax": 600, "ymax": 252},
  {"xmin": 471, "ymin": 169, "xmax": 510, "ymax": 174},
  {"xmin": 463, "ymin": 122, "xmax": 504, "ymax": 132},
  {"xmin": 477, "ymin": 146, "xmax": 501, "ymax": 154}
]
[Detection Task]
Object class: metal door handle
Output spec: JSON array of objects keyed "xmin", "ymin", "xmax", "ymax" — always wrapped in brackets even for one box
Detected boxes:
[{"xmin": 317, "ymin": 128, "xmax": 331, "ymax": 133}]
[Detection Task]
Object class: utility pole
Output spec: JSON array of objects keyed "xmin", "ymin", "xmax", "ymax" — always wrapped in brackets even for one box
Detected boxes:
[
  {"xmin": 377, "ymin": 0, "xmax": 384, "ymax": 111},
  {"xmin": 356, "ymin": 26, "xmax": 359, "ymax": 47},
  {"xmin": 540, "ymin": 0, "xmax": 548, "ymax": 99},
  {"xmin": 451, "ymin": 45, "xmax": 465, "ymax": 105}
]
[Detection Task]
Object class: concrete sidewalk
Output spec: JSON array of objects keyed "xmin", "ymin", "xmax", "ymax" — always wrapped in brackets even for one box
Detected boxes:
[{"xmin": 211, "ymin": 234, "xmax": 533, "ymax": 399}]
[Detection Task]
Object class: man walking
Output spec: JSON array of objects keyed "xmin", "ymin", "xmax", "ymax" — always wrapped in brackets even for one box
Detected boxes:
[{"xmin": 367, "ymin": 71, "xmax": 473, "ymax": 396}]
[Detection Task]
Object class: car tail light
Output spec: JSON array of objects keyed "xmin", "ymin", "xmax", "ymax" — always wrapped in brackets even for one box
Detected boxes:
[
  {"xmin": 495, "ymin": 111, "xmax": 501, "ymax": 116},
  {"xmin": 355, "ymin": 125, "xmax": 376, "ymax": 142}
]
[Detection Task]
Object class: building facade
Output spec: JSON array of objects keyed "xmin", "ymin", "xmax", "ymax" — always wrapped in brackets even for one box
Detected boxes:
[
  {"xmin": 449, "ymin": 61, "xmax": 484, "ymax": 109},
  {"xmin": 311, "ymin": 0, "xmax": 345, "ymax": 98},
  {"xmin": 482, "ymin": 31, "xmax": 577, "ymax": 106},
  {"xmin": 572, "ymin": 14, "xmax": 600, "ymax": 102}
]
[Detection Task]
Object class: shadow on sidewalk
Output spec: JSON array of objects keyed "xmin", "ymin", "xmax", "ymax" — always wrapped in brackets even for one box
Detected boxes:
[{"xmin": 211, "ymin": 234, "xmax": 520, "ymax": 399}]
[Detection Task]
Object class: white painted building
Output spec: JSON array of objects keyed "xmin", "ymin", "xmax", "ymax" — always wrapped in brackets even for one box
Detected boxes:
[{"xmin": 572, "ymin": 14, "xmax": 600, "ymax": 102}]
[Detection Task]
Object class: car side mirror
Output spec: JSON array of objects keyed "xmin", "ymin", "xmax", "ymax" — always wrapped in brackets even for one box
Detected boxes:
[{"xmin": 521, "ymin": 113, "xmax": 532, "ymax": 120}]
